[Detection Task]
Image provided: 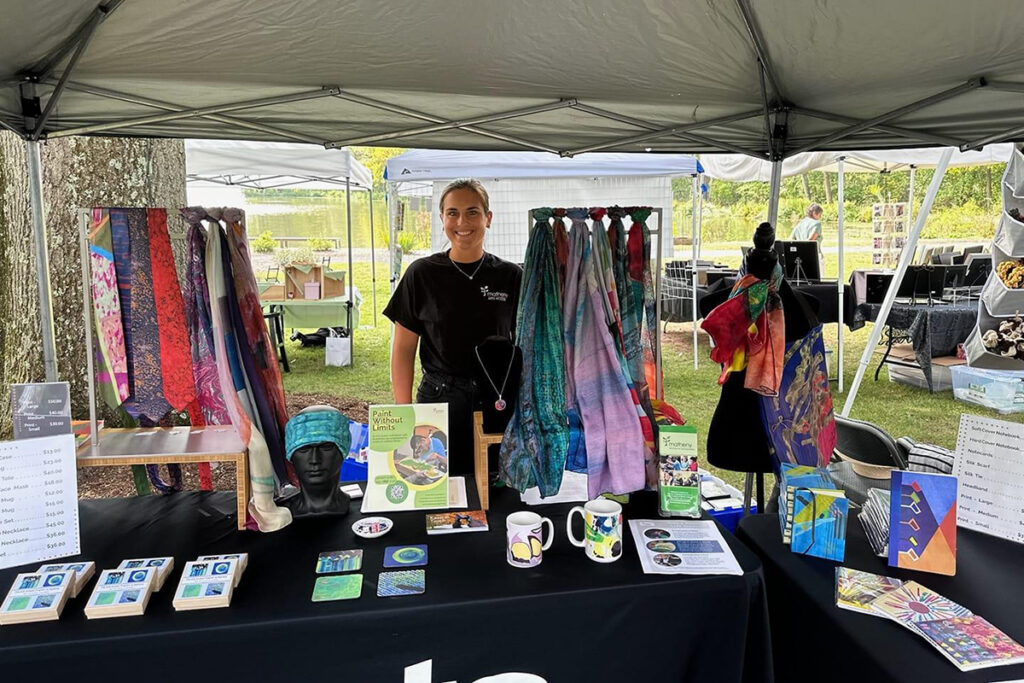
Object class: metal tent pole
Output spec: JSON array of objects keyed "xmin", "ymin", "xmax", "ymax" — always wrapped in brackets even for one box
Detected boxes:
[
  {"xmin": 767, "ymin": 160, "xmax": 783, "ymax": 227},
  {"xmin": 697, "ymin": 178, "xmax": 705, "ymax": 260},
  {"xmin": 387, "ymin": 183, "xmax": 399, "ymax": 294},
  {"xmin": 26, "ymin": 139, "xmax": 58, "ymax": 381},
  {"xmin": 346, "ymin": 176, "xmax": 355, "ymax": 359},
  {"xmin": 841, "ymin": 148, "xmax": 953, "ymax": 417},
  {"xmin": 908, "ymin": 165, "xmax": 916, "ymax": 237},
  {"xmin": 837, "ymin": 157, "xmax": 846, "ymax": 392},
  {"xmin": 691, "ymin": 174, "xmax": 699, "ymax": 369},
  {"xmin": 369, "ymin": 188, "xmax": 377, "ymax": 326}
]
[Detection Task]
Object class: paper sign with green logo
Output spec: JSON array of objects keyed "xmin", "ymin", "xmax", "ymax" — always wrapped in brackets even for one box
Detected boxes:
[
  {"xmin": 658, "ymin": 425, "xmax": 701, "ymax": 518},
  {"xmin": 362, "ymin": 403, "xmax": 450, "ymax": 513}
]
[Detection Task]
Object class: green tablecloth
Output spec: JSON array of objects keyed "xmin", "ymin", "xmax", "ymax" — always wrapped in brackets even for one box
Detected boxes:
[{"xmin": 263, "ymin": 293, "xmax": 360, "ymax": 329}]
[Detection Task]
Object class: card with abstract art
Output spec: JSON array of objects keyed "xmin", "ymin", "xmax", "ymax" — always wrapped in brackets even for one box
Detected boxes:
[
  {"xmin": 889, "ymin": 471, "xmax": 957, "ymax": 575},
  {"xmin": 835, "ymin": 567, "xmax": 903, "ymax": 614},
  {"xmin": 870, "ymin": 581, "xmax": 971, "ymax": 627}
]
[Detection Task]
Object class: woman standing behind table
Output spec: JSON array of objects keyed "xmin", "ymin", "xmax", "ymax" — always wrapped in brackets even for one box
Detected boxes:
[{"xmin": 383, "ymin": 179, "xmax": 522, "ymax": 475}]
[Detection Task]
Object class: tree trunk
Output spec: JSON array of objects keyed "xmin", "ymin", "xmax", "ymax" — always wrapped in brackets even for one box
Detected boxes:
[
  {"xmin": 801, "ymin": 172, "xmax": 812, "ymax": 200},
  {"xmin": 0, "ymin": 133, "xmax": 186, "ymax": 438},
  {"xmin": 822, "ymin": 171, "xmax": 832, "ymax": 203}
]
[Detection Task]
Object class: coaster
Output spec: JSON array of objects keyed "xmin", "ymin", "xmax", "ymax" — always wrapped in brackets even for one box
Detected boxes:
[
  {"xmin": 383, "ymin": 545, "xmax": 428, "ymax": 568},
  {"xmin": 376, "ymin": 570, "xmax": 425, "ymax": 597},
  {"xmin": 312, "ymin": 574, "xmax": 363, "ymax": 602},
  {"xmin": 316, "ymin": 549, "xmax": 363, "ymax": 574}
]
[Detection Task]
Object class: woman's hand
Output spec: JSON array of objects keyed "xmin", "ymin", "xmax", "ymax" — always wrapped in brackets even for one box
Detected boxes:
[{"xmin": 391, "ymin": 322, "xmax": 419, "ymax": 404}]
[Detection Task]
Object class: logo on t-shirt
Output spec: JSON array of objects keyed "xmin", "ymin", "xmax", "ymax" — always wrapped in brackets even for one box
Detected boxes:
[{"xmin": 479, "ymin": 285, "xmax": 509, "ymax": 302}]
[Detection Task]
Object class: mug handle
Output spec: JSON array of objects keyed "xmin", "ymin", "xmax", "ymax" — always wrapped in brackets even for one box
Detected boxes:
[
  {"xmin": 566, "ymin": 506, "xmax": 586, "ymax": 548},
  {"xmin": 540, "ymin": 517, "xmax": 554, "ymax": 551}
]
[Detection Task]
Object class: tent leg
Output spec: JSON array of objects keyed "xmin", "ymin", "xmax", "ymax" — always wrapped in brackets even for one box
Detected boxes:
[
  {"xmin": 837, "ymin": 158, "xmax": 845, "ymax": 392},
  {"xmin": 841, "ymin": 148, "xmax": 953, "ymax": 417},
  {"xmin": 346, "ymin": 176, "xmax": 355, "ymax": 359},
  {"xmin": 908, "ymin": 165, "xmax": 916, "ymax": 241},
  {"xmin": 767, "ymin": 160, "xmax": 783, "ymax": 227},
  {"xmin": 697, "ymin": 178, "xmax": 705, "ymax": 260},
  {"xmin": 369, "ymin": 188, "xmax": 377, "ymax": 327},
  {"xmin": 26, "ymin": 139, "xmax": 58, "ymax": 381},
  {"xmin": 691, "ymin": 174, "xmax": 699, "ymax": 369}
]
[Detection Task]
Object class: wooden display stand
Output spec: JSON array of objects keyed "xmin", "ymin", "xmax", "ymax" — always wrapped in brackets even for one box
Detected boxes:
[
  {"xmin": 77, "ymin": 426, "xmax": 251, "ymax": 530},
  {"xmin": 284, "ymin": 264, "xmax": 322, "ymax": 300},
  {"xmin": 472, "ymin": 411, "xmax": 503, "ymax": 511}
]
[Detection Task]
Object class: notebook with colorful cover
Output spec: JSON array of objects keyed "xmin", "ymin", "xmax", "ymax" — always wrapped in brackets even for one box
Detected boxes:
[
  {"xmin": 787, "ymin": 487, "xmax": 848, "ymax": 561},
  {"xmin": 834, "ymin": 568, "xmax": 903, "ymax": 614},
  {"xmin": 425, "ymin": 510, "xmax": 488, "ymax": 534},
  {"xmin": 870, "ymin": 581, "xmax": 972, "ymax": 627},
  {"xmin": 914, "ymin": 615, "xmax": 1024, "ymax": 672},
  {"xmin": 778, "ymin": 464, "xmax": 837, "ymax": 543},
  {"xmin": 889, "ymin": 471, "xmax": 957, "ymax": 576}
]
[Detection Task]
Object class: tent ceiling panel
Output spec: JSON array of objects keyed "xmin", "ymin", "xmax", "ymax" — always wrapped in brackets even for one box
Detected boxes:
[{"xmin": 3, "ymin": 0, "xmax": 1024, "ymax": 155}]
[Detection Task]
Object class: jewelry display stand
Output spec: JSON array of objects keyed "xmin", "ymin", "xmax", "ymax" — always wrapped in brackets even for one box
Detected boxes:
[{"xmin": 472, "ymin": 411, "xmax": 503, "ymax": 511}]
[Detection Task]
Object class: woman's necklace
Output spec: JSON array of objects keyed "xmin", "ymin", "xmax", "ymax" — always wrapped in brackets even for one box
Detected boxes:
[
  {"xmin": 474, "ymin": 345, "xmax": 515, "ymax": 411},
  {"xmin": 449, "ymin": 251, "xmax": 485, "ymax": 280}
]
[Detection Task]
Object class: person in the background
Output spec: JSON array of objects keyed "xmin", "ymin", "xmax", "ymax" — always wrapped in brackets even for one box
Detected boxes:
[{"xmin": 790, "ymin": 203, "xmax": 823, "ymax": 244}]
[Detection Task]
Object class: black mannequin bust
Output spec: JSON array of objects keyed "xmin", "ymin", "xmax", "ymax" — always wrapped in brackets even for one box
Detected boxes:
[
  {"xmin": 279, "ymin": 405, "xmax": 352, "ymax": 518},
  {"xmin": 473, "ymin": 335, "xmax": 523, "ymax": 434}
]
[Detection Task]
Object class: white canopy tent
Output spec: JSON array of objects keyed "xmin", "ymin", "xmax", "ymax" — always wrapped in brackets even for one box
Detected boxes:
[
  {"xmin": 184, "ymin": 139, "xmax": 379, "ymax": 327},
  {"xmin": 702, "ymin": 145, "xmax": 1012, "ymax": 412},
  {"xmin": 3, "ymin": 0, "xmax": 1024, "ymax": 382}
]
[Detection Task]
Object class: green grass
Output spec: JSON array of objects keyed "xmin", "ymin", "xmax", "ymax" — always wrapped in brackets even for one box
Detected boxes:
[{"xmin": 280, "ymin": 254, "xmax": 1024, "ymax": 493}]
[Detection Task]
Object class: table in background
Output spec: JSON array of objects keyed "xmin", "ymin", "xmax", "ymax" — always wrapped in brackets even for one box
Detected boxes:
[
  {"xmin": 263, "ymin": 294, "xmax": 360, "ymax": 330},
  {"xmin": 854, "ymin": 300, "xmax": 975, "ymax": 390},
  {"xmin": 0, "ymin": 487, "xmax": 772, "ymax": 683},
  {"xmin": 736, "ymin": 513, "xmax": 1024, "ymax": 683}
]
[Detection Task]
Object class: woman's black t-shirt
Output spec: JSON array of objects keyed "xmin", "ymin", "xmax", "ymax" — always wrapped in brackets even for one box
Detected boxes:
[{"xmin": 383, "ymin": 251, "xmax": 522, "ymax": 378}]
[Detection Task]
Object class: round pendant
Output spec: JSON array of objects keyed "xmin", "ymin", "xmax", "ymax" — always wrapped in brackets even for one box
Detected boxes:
[{"xmin": 495, "ymin": 398, "xmax": 507, "ymax": 411}]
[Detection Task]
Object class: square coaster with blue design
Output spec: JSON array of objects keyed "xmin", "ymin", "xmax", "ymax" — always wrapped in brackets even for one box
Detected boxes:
[
  {"xmin": 383, "ymin": 545, "xmax": 428, "ymax": 568},
  {"xmin": 377, "ymin": 570, "xmax": 425, "ymax": 597}
]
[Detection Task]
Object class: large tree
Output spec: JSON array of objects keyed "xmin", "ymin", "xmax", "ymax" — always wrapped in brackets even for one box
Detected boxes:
[{"xmin": 0, "ymin": 132, "xmax": 186, "ymax": 437}]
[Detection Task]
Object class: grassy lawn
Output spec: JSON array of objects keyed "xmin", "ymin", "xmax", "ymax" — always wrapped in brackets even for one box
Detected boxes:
[{"xmin": 281, "ymin": 255, "xmax": 1024, "ymax": 492}]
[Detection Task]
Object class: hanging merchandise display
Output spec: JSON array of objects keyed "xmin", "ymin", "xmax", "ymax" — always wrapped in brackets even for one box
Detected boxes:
[
  {"xmin": 567, "ymin": 209, "xmax": 645, "ymax": 497},
  {"xmin": 627, "ymin": 207, "xmax": 661, "ymax": 488},
  {"xmin": 108, "ymin": 209, "xmax": 138, "ymax": 419},
  {"xmin": 499, "ymin": 208, "xmax": 569, "ymax": 497},
  {"xmin": 202, "ymin": 208, "xmax": 292, "ymax": 532},
  {"xmin": 561, "ymin": 209, "xmax": 588, "ymax": 475}
]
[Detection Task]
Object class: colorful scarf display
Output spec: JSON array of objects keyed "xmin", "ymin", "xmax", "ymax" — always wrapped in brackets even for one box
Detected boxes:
[
  {"xmin": 561, "ymin": 209, "xmax": 588, "ymax": 474},
  {"xmin": 759, "ymin": 325, "xmax": 836, "ymax": 471},
  {"xmin": 109, "ymin": 209, "xmax": 138, "ymax": 418},
  {"xmin": 500, "ymin": 209, "xmax": 569, "ymax": 497}
]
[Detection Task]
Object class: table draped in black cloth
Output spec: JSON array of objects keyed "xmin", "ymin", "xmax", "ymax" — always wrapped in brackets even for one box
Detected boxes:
[
  {"xmin": 0, "ymin": 488, "xmax": 773, "ymax": 683},
  {"xmin": 736, "ymin": 513, "xmax": 1024, "ymax": 683},
  {"xmin": 854, "ymin": 300, "xmax": 977, "ymax": 388}
]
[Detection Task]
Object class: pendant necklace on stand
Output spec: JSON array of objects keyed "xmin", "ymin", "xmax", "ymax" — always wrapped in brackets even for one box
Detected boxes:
[{"xmin": 474, "ymin": 345, "xmax": 515, "ymax": 411}]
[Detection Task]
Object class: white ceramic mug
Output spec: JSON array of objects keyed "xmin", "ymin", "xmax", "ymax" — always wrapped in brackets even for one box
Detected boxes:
[
  {"xmin": 567, "ymin": 498, "xmax": 623, "ymax": 563},
  {"xmin": 506, "ymin": 511, "xmax": 554, "ymax": 568}
]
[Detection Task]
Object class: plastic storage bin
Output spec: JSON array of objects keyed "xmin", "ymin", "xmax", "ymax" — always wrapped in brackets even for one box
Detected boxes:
[
  {"xmin": 887, "ymin": 363, "xmax": 955, "ymax": 391},
  {"xmin": 951, "ymin": 365, "xmax": 1024, "ymax": 414}
]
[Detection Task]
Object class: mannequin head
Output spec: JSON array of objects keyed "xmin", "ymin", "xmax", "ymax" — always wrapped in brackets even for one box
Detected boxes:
[{"xmin": 282, "ymin": 405, "xmax": 352, "ymax": 517}]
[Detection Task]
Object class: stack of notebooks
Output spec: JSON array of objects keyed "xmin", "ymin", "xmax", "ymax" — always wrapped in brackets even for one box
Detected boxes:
[
  {"xmin": 172, "ymin": 553, "xmax": 247, "ymax": 611},
  {"xmin": 836, "ymin": 568, "xmax": 1024, "ymax": 672},
  {"xmin": 0, "ymin": 570, "xmax": 76, "ymax": 625},
  {"xmin": 859, "ymin": 488, "xmax": 891, "ymax": 557},
  {"xmin": 778, "ymin": 464, "xmax": 849, "ymax": 562},
  {"xmin": 857, "ymin": 471, "xmax": 958, "ymax": 576}
]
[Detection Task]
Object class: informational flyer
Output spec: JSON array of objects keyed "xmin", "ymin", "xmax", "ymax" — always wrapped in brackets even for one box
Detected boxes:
[
  {"xmin": 953, "ymin": 414, "xmax": 1024, "ymax": 544},
  {"xmin": 657, "ymin": 424, "xmax": 700, "ymax": 517},
  {"xmin": 10, "ymin": 382, "xmax": 71, "ymax": 441},
  {"xmin": 0, "ymin": 434, "xmax": 80, "ymax": 570},
  {"xmin": 362, "ymin": 403, "xmax": 450, "ymax": 513},
  {"xmin": 629, "ymin": 519, "xmax": 743, "ymax": 576}
]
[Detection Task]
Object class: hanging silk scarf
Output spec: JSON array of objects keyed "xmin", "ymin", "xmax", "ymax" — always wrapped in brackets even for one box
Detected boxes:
[
  {"xmin": 588, "ymin": 208, "xmax": 620, "ymax": 331},
  {"xmin": 222, "ymin": 208, "xmax": 291, "ymax": 482},
  {"xmin": 109, "ymin": 209, "xmax": 139, "ymax": 418},
  {"xmin": 87, "ymin": 209, "xmax": 130, "ymax": 406},
  {"xmin": 607, "ymin": 207, "xmax": 642, "ymax": 381},
  {"xmin": 627, "ymin": 207, "xmax": 662, "ymax": 402},
  {"xmin": 561, "ymin": 209, "xmax": 589, "ymax": 474},
  {"xmin": 758, "ymin": 325, "xmax": 836, "ymax": 471},
  {"xmin": 500, "ymin": 209, "xmax": 569, "ymax": 497},
  {"xmin": 552, "ymin": 208, "xmax": 569, "ymax": 298},
  {"xmin": 205, "ymin": 217, "xmax": 291, "ymax": 532},
  {"xmin": 148, "ymin": 209, "xmax": 197, "ymax": 412},
  {"xmin": 571, "ymin": 217, "xmax": 646, "ymax": 496},
  {"xmin": 127, "ymin": 208, "xmax": 172, "ymax": 422}
]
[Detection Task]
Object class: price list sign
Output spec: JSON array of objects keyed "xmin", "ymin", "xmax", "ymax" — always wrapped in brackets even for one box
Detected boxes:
[
  {"xmin": 954, "ymin": 414, "xmax": 1024, "ymax": 545},
  {"xmin": 0, "ymin": 434, "xmax": 80, "ymax": 570}
]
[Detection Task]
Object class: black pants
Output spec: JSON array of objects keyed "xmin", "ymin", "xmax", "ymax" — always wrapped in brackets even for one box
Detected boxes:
[{"xmin": 416, "ymin": 371, "xmax": 480, "ymax": 476}]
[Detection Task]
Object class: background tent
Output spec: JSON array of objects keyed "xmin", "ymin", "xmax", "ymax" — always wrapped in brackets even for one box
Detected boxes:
[
  {"xmin": 3, "ymin": 0, "xmax": 1024, "ymax": 381},
  {"xmin": 384, "ymin": 149, "xmax": 702, "ymax": 264},
  {"xmin": 185, "ymin": 139, "xmax": 377, "ymax": 325}
]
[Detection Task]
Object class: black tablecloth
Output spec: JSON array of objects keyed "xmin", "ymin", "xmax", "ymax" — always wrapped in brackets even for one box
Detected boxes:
[
  {"xmin": 736, "ymin": 513, "xmax": 1024, "ymax": 683},
  {"xmin": 0, "ymin": 489, "xmax": 772, "ymax": 683},
  {"xmin": 854, "ymin": 300, "xmax": 976, "ymax": 388}
]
